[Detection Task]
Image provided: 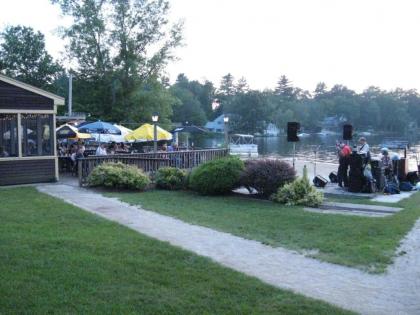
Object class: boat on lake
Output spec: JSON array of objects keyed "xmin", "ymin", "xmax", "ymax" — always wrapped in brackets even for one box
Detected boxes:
[{"xmin": 229, "ymin": 134, "xmax": 259, "ymax": 158}]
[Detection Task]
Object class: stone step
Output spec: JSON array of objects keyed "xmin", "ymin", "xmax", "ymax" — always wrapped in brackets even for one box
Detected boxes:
[{"xmin": 320, "ymin": 202, "xmax": 403, "ymax": 214}]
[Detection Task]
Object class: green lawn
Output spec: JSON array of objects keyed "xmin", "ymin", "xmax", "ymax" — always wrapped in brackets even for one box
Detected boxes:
[
  {"xmin": 0, "ymin": 187, "xmax": 353, "ymax": 314},
  {"xmin": 107, "ymin": 190, "xmax": 420, "ymax": 273}
]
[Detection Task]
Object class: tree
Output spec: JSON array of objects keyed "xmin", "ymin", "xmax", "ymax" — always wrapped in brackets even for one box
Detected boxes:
[
  {"xmin": 52, "ymin": 0, "xmax": 183, "ymax": 122},
  {"xmin": 0, "ymin": 25, "xmax": 63, "ymax": 89},
  {"xmin": 235, "ymin": 77, "xmax": 249, "ymax": 93},
  {"xmin": 275, "ymin": 75, "xmax": 294, "ymax": 99},
  {"xmin": 219, "ymin": 73, "xmax": 235, "ymax": 96}
]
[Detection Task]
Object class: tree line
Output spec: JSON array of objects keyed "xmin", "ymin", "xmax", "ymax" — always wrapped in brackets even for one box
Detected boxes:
[{"xmin": 1, "ymin": 0, "xmax": 419, "ymax": 135}]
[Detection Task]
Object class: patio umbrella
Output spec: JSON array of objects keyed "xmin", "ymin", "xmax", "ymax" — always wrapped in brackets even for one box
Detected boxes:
[
  {"xmin": 78, "ymin": 121, "xmax": 121, "ymax": 135},
  {"xmin": 114, "ymin": 124, "xmax": 133, "ymax": 137},
  {"xmin": 56, "ymin": 124, "xmax": 93, "ymax": 140},
  {"xmin": 124, "ymin": 123, "xmax": 172, "ymax": 142}
]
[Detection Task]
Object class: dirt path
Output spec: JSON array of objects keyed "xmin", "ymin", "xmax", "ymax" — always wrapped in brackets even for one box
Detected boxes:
[{"xmin": 37, "ymin": 183, "xmax": 420, "ymax": 315}]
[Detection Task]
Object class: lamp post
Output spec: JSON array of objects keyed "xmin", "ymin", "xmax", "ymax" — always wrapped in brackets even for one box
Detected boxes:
[
  {"xmin": 152, "ymin": 112, "xmax": 159, "ymax": 153},
  {"xmin": 223, "ymin": 115, "xmax": 229, "ymax": 148}
]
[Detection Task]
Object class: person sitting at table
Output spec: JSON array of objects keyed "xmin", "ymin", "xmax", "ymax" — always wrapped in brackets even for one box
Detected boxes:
[
  {"xmin": 109, "ymin": 142, "xmax": 118, "ymax": 154},
  {"xmin": 0, "ymin": 146, "xmax": 9, "ymax": 157},
  {"xmin": 96, "ymin": 143, "xmax": 107, "ymax": 156}
]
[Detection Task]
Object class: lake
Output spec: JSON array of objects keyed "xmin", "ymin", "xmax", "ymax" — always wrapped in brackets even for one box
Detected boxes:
[{"xmin": 195, "ymin": 132, "xmax": 420, "ymax": 164}]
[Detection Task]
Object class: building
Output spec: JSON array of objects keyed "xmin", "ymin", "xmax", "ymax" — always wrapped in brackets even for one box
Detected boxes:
[
  {"xmin": 205, "ymin": 114, "xmax": 226, "ymax": 133},
  {"xmin": 0, "ymin": 74, "xmax": 65, "ymax": 185},
  {"xmin": 264, "ymin": 123, "xmax": 280, "ymax": 136}
]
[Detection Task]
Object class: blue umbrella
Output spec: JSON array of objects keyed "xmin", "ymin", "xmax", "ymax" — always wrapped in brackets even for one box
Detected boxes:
[{"xmin": 78, "ymin": 121, "xmax": 121, "ymax": 135}]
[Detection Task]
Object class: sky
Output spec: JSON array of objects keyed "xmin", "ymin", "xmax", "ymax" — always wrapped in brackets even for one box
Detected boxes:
[{"xmin": 1, "ymin": 0, "xmax": 420, "ymax": 92}]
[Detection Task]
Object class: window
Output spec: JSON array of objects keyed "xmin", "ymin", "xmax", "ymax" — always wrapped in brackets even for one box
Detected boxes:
[
  {"xmin": 21, "ymin": 114, "xmax": 54, "ymax": 156},
  {"xmin": 0, "ymin": 114, "xmax": 18, "ymax": 157}
]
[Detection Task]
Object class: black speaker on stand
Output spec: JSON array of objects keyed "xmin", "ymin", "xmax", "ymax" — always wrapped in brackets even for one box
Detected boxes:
[
  {"xmin": 343, "ymin": 124, "xmax": 353, "ymax": 141},
  {"xmin": 287, "ymin": 122, "xmax": 300, "ymax": 169}
]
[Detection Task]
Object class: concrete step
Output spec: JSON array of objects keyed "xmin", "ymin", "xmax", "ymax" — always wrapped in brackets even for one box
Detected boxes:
[{"xmin": 320, "ymin": 202, "xmax": 403, "ymax": 214}]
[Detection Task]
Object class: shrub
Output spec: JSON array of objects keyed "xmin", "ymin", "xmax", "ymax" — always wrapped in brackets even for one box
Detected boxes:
[
  {"xmin": 155, "ymin": 167, "xmax": 187, "ymax": 190},
  {"xmin": 241, "ymin": 159, "xmax": 296, "ymax": 198},
  {"xmin": 273, "ymin": 166, "xmax": 323, "ymax": 207},
  {"xmin": 88, "ymin": 162, "xmax": 150, "ymax": 191},
  {"xmin": 189, "ymin": 156, "xmax": 244, "ymax": 195}
]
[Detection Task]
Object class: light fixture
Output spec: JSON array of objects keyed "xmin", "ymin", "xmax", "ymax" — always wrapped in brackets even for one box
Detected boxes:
[
  {"xmin": 223, "ymin": 115, "xmax": 229, "ymax": 123},
  {"xmin": 152, "ymin": 112, "xmax": 159, "ymax": 122}
]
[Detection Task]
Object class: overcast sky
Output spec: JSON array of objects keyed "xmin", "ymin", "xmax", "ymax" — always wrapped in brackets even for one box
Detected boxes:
[{"xmin": 1, "ymin": 0, "xmax": 420, "ymax": 92}]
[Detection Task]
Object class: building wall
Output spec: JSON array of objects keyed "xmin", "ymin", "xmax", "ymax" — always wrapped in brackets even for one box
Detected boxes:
[
  {"xmin": 0, "ymin": 158, "xmax": 56, "ymax": 186},
  {"xmin": 0, "ymin": 80, "xmax": 54, "ymax": 110},
  {"xmin": 0, "ymin": 78, "xmax": 59, "ymax": 186}
]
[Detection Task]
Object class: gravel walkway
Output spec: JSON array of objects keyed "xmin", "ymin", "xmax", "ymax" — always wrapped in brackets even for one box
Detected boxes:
[{"xmin": 37, "ymin": 183, "xmax": 420, "ymax": 315}]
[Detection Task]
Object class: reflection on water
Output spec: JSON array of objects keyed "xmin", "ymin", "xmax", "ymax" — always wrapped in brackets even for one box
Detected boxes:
[{"xmin": 198, "ymin": 133, "xmax": 420, "ymax": 165}]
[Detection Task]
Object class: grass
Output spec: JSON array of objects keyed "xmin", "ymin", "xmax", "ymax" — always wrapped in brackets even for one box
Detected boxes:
[
  {"xmin": 0, "ymin": 187, "xmax": 353, "ymax": 314},
  {"xmin": 107, "ymin": 189, "xmax": 420, "ymax": 273}
]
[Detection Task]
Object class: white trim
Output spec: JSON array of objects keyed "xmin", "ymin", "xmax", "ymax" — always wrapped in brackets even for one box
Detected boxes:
[
  {"xmin": 0, "ymin": 74, "xmax": 65, "ymax": 106},
  {"xmin": 17, "ymin": 113, "xmax": 22, "ymax": 157},
  {"xmin": 53, "ymin": 113, "xmax": 59, "ymax": 181},
  {"xmin": 0, "ymin": 156, "xmax": 56, "ymax": 162},
  {"xmin": 0, "ymin": 109, "xmax": 55, "ymax": 114}
]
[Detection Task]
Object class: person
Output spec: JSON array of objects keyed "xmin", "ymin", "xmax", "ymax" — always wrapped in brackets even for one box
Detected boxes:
[
  {"xmin": 337, "ymin": 142, "xmax": 351, "ymax": 187},
  {"xmin": 77, "ymin": 140, "xmax": 86, "ymax": 156},
  {"xmin": 381, "ymin": 147, "xmax": 393, "ymax": 177},
  {"xmin": 109, "ymin": 142, "xmax": 118, "ymax": 154},
  {"xmin": 358, "ymin": 137, "xmax": 370, "ymax": 164},
  {"xmin": 0, "ymin": 146, "xmax": 9, "ymax": 157},
  {"xmin": 96, "ymin": 143, "xmax": 108, "ymax": 156},
  {"xmin": 119, "ymin": 142, "xmax": 128, "ymax": 153}
]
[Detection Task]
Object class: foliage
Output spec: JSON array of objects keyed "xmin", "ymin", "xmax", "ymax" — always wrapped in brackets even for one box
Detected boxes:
[
  {"xmin": 273, "ymin": 166, "xmax": 324, "ymax": 207},
  {"xmin": 51, "ymin": 0, "xmax": 183, "ymax": 122},
  {"xmin": 155, "ymin": 167, "xmax": 186, "ymax": 190},
  {"xmin": 189, "ymin": 156, "xmax": 244, "ymax": 195},
  {"xmin": 88, "ymin": 162, "xmax": 150, "ymax": 190},
  {"xmin": 0, "ymin": 25, "xmax": 63, "ymax": 89},
  {"xmin": 241, "ymin": 159, "xmax": 296, "ymax": 198}
]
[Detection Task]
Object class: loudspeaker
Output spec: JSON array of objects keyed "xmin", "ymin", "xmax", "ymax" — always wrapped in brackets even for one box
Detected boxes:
[
  {"xmin": 313, "ymin": 175, "xmax": 328, "ymax": 188},
  {"xmin": 406, "ymin": 171, "xmax": 419, "ymax": 184},
  {"xmin": 287, "ymin": 122, "xmax": 300, "ymax": 142},
  {"xmin": 329, "ymin": 171, "xmax": 338, "ymax": 183},
  {"xmin": 343, "ymin": 124, "xmax": 353, "ymax": 140}
]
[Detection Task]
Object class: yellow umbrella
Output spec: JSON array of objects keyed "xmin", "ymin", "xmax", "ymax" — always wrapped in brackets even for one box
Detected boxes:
[
  {"xmin": 56, "ymin": 124, "xmax": 93, "ymax": 140},
  {"xmin": 124, "ymin": 123, "xmax": 173, "ymax": 142}
]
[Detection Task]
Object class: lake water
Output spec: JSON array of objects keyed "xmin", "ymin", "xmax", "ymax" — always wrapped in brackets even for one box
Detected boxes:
[{"xmin": 196, "ymin": 133, "xmax": 420, "ymax": 164}]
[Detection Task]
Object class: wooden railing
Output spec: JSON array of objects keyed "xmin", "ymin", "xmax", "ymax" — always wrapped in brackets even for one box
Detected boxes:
[{"xmin": 77, "ymin": 148, "xmax": 229, "ymax": 186}]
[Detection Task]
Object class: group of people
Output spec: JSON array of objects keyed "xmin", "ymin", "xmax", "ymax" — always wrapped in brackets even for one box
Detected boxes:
[
  {"xmin": 95, "ymin": 142, "xmax": 130, "ymax": 156},
  {"xmin": 336, "ymin": 137, "xmax": 395, "ymax": 189}
]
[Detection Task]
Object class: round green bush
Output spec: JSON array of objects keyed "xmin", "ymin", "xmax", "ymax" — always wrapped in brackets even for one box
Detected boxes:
[
  {"xmin": 272, "ymin": 166, "xmax": 323, "ymax": 207},
  {"xmin": 88, "ymin": 162, "xmax": 150, "ymax": 191},
  {"xmin": 189, "ymin": 156, "xmax": 244, "ymax": 195},
  {"xmin": 240, "ymin": 159, "xmax": 296, "ymax": 198},
  {"xmin": 155, "ymin": 167, "xmax": 187, "ymax": 190}
]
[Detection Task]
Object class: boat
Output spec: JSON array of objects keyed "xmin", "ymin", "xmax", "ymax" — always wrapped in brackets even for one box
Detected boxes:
[
  {"xmin": 229, "ymin": 134, "xmax": 258, "ymax": 158},
  {"xmin": 297, "ymin": 132, "xmax": 310, "ymax": 137}
]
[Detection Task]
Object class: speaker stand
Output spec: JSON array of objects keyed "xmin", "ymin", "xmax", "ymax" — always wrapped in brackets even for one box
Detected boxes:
[{"xmin": 293, "ymin": 142, "xmax": 296, "ymax": 170}]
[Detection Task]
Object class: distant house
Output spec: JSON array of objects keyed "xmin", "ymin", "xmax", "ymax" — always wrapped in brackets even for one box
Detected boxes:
[
  {"xmin": 264, "ymin": 123, "xmax": 280, "ymax": 136},
  {"xmin": 205, "ymin": 114, "xmax": 226, "ymax": 133}
]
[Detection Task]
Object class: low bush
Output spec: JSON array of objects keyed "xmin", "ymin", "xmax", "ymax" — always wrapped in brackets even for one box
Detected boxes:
[
  {"xmin": 273, "ymin": 166, "xmax": 323, "ymax": 207},
  {"xmin": 88, "ymin": 162, "xmax": 150, "ymax": 191},
  {"xmin": 189, "ymin": 156, "xmax": 244, "ymax": 195},
  {"xmin": 155, "ymin": 167, "xmax": 187, "ymax": 190},
  {"xmin": 241, "ymin": 159, "xmax": 296, "ymax": 198}
]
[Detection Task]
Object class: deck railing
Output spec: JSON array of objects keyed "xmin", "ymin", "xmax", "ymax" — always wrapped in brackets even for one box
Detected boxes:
[{"xmin": 77, "ymin": 148, "xmax": 229, "ymax": 186}]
